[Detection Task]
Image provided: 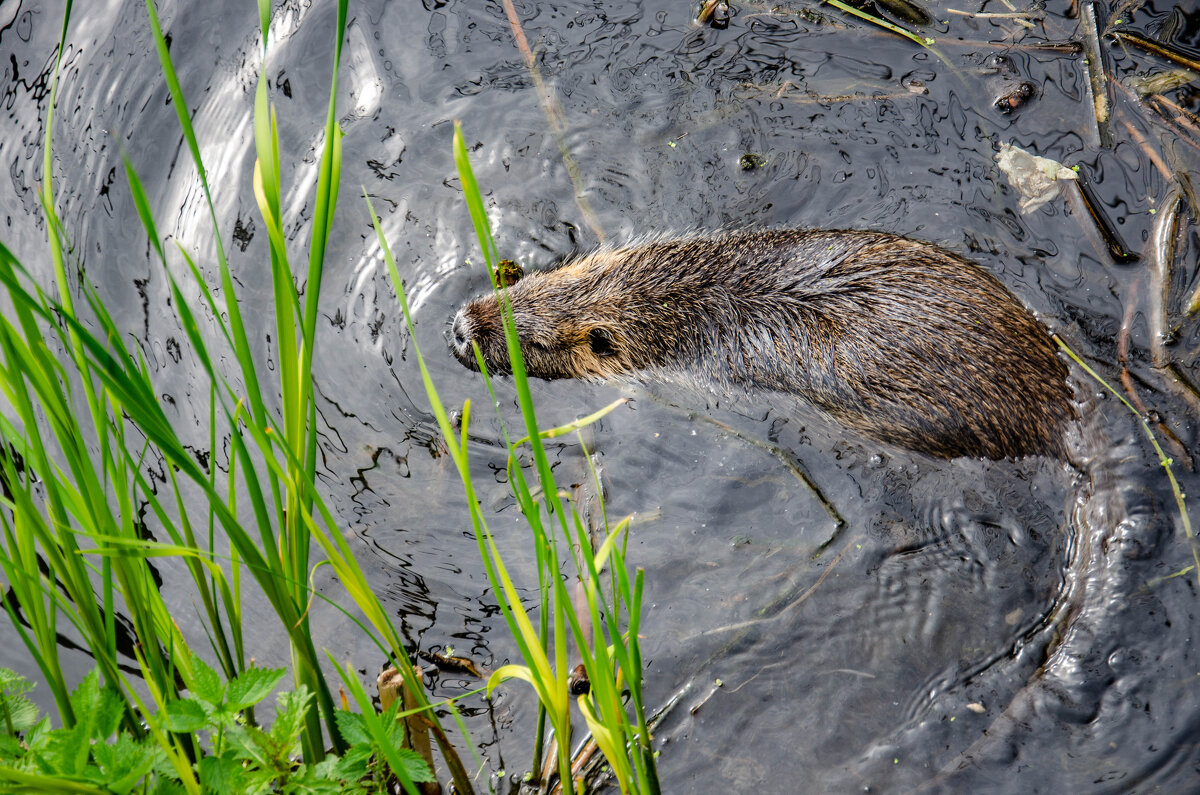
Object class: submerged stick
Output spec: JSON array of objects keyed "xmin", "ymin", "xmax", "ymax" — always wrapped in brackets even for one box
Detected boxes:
[
  {"xmin": 1116, "ymin": 280, "xmax": 1190, "ymax": 466},
  {"xmin": 1147, "ymin": 190, "xmax": 1181, "ymax": 365},
  {"xmin": 1068, "ymin": 178, "xmax": 1138, "ymax": 263},
  {"xmin": 691, "ymin": 413, "xmax": 847, "ymax": 533}
]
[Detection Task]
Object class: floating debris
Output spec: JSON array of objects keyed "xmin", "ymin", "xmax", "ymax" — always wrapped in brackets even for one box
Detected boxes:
[
  {"xmin": 418, "ymin": 649, "xmax": 484, "ymax": 678},
  {"xmin": 697, "ymin": 0, "xmax": 730, "ymax": 28},
  {"xmin": 740, "ymin": 153, "xmax": 768, "ymax": 170},
  {"xmin": 1123, "ymin": 68, "xmax": 1200, "ymax": 99},
  {"xmin": 1111, "ymin": 30, "xmax": 1200, "ymax": 74},
  {"xmin": 994, "ymin": 142, "xmax": 1078, "ymax": 213},
  {"xmin": 568, "ymin": 663, "xmax": 590, "ymax": 695},
  {"xmin": 995, "ymin": 82, "xmax": 1037, "ymax": 113},
  {"xmin": 493, "ymin": 258, "xmax": 524, "ymax": 289},
  {"xmin": 1073, "ymin": 178, "xmax": 1139, "ymax": 263}
]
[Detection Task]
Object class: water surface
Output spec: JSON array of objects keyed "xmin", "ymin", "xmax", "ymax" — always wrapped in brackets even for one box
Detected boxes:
[{"xmin": 3, "ymin": 0, "xmax": 1199, "ymax": 790}]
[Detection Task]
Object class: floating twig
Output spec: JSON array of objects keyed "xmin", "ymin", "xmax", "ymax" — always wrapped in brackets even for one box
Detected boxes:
[
  {"xmin": 1110, "ymin": 30, "xmax": 1200, "ymax": 73},
  {"xmin": 821, "ymin": 0, "xmax": 942, "ymax": 54},
  {"xmin": 1118, "ymin": 119, "xmax": 1171, "ymax": 180},
  {"xmin": 1079, "ymin": 2, "xmax": 1114, "ymax": 147},
  {"xmin": 1145, "ymin": 94, "xmax": 1200, "ymax": 149},
  {"xmin": 944, "ymin": 7, "xmax": 1039, "ymax": 29},
  {"xmin": 1113, "ymin": 281, "xmax": 1186, "ymax": 476}
]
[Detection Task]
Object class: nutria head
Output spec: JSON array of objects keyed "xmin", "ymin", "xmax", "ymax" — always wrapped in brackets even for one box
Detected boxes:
[
  {"xmin": 449, "ymin": 229, "xmax": 1075, "ymax": 460},
  {"xmin": 451, "ymin": 241, "xmax": 699, "ymax": 380},
  {"xmin": 450, "ymin": 281, "xmax": 637, "ymax": 381}
]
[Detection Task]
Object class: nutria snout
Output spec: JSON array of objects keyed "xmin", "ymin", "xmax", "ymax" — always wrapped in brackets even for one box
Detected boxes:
[{"xmin": 450, "ymin": 229, "xmax": 1075, "ymax": 460}]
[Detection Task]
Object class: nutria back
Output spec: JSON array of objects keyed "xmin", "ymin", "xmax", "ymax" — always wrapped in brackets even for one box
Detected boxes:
[{"xmin": 450, "ymin": 229, "xmax": 1075, "ymax": 460}]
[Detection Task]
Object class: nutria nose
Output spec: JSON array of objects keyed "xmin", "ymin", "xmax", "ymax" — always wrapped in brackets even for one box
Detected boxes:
[{"xmin": 450, "ymin": 311, "xmax": 472, "ymax": 359}]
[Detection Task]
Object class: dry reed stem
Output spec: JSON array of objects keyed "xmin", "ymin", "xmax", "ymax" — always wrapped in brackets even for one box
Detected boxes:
[{"xmin": 501, "ymin": 0, "xmax": 605, "ymax": 242}]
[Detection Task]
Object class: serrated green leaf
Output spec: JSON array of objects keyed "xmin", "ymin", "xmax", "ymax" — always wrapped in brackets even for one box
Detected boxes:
[
  {"xmin": 0, "ymin": 670, "xmax": 29, "ymax": 694},
  {"xmin": 56, "ymin": 670, "xmax": 116, "ymax": 775},
  {"xmin": 22, "ymin": 717, "xmax": 50, "ymax": 752},
  {"xmin": 268, "ymin": 689, "xmax": 311, "ymax": 749},
  {"xmin": 0, "ymin": 735, "xmax": 26, "ymax": 761},
  {"xmin": 282, "ymin": 761, "xmax": 365, "ymax": 795},
  {"xmin": 329, "ymin": 744, "xmax": 372, "ymax": 782},
  {"xmin": 91, "ymin": 734, "xmax": 162, "ymax": 795},
  {"xmin": 92, "ymin": 686, "xmax": 124, "ymax": 744},
  {"xmin": 162, "ymin": 699, "xmax": 208, "ymax": 734},
  {"xmin": 0, "ymin": 688, "xmax": 40, "ymax": 736},
  {"xmin": 198, "ymin": 754, "xmax": 244, "ymax": 794},
  {"xmin": 188, "ymin": 655, "xmax": 224, "ymax": 706},
  {"xmin": 389, "ymin": 747, "xmax": 437, "ymax": 784},
  {"xmin": 332, "ymin": 710, "xmax": 370, "ymax": 748},
  {"xmin": 149, "ymin": 777, "xmax": 189, "ymax": 795},
  {"xmin": 224, "ymin": 666, "xmax": 285, "ymax": 712},
  {"xmin": 66, "ymin": 669, "xmax": 100, "ymax": 717},
  {"xmin": 221, "ymin": 723, "xmax": 271, "ymax": 768}
]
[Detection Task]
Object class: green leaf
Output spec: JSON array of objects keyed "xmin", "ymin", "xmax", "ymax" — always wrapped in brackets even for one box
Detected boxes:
[
  {"xmin": 268, "ymin": 688, "xmax": 312, "ymax": 749},
  {"xmin": 221, "ymin": 723, "xmax": 272, "ymax": 769},
  {"xmin": 390, "ymin": 747, "xmax": 437, "ymax": 785},
  {"xmin": 21, "ymin": 717, "xmax": 50, "ymax": 753},
  {"xmin": 90, "ymin": 733, "xmax": 162, "ymax": 795},
  {"xmin": 281, "ymin": 761, "xmax": 364, "ymax": 795},
  {"xmin": 162, "ymin": 699, "xmax": 208, "ymax": 734},
  {"xmin": 332, "ymin": 710, "xmax": 370, "ymax": 747},
  {"xmin": 55, "ymin": 671, "xmax": 122, "ymax": 775},
  {"xmin": 188, "ymin": 655, "xmax": 224, "ymax": 707},
  {"xmin": 328, "ymin": 744, "xmax": 371, "ymax": 782},
  {"xmin": 0, "ymin": 677, "xmax": 40, "ymax": 736},
  {"xmin": 198, "ymin": 754, "xmax": 248, "ymax": 795},
  {"xmin": 0, "ymin": 735, "xmax": 26, "ymax": 761},
  {"xmin": 149, "ymin": 777, "xmax": 189, "ymax": 795},
  {"xmin": 224, "ymin": 666, "xmax": 286, "ymax": 712}
]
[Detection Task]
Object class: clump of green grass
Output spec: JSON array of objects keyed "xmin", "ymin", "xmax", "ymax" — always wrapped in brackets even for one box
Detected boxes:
[{"xmin": 0, "ymin": 0, "xmax": 466, "ymax": 791}]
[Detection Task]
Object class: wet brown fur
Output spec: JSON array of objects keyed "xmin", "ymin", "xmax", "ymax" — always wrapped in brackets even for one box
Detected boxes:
[{"xmin": 450, "ymin": 229, "xmax": 1075, "ymax": 460}]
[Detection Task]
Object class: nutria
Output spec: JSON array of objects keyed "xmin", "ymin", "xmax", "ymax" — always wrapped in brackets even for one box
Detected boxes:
[{"xmin": 449, "ymin": 229, "xmax": 1075, "ymax": 460}]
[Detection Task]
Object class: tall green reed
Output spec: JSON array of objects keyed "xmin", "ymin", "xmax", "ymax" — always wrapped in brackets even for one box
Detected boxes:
[
  {"xmin": 0, "ymin": 1, "xmax": 470, "ymax": 790},
  {"xmin": 367, "ymin": 123, "xmax": 660, "ymax": 794}
]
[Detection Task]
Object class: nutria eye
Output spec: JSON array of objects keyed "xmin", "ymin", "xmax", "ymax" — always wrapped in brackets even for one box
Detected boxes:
[{"xmin": 588, "ymin": 328, "xmax": 617, "ymax": 358}]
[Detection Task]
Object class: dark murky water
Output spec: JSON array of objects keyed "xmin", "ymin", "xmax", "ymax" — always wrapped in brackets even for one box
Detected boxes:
[{"xmin": 3, "ymin": 0, "xmax": 1200, "ymax": 791}]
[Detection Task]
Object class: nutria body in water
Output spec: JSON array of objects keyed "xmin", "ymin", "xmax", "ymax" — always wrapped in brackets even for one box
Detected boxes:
[{"xmin": 450, "ymin": 229, "xmax": 1075, "ymax": 460}]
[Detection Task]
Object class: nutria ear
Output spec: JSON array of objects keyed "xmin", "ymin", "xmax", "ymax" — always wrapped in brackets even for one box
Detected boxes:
[{"xmin": 588, "ymin": 327, "xmax": 618, "ymax": 358}]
